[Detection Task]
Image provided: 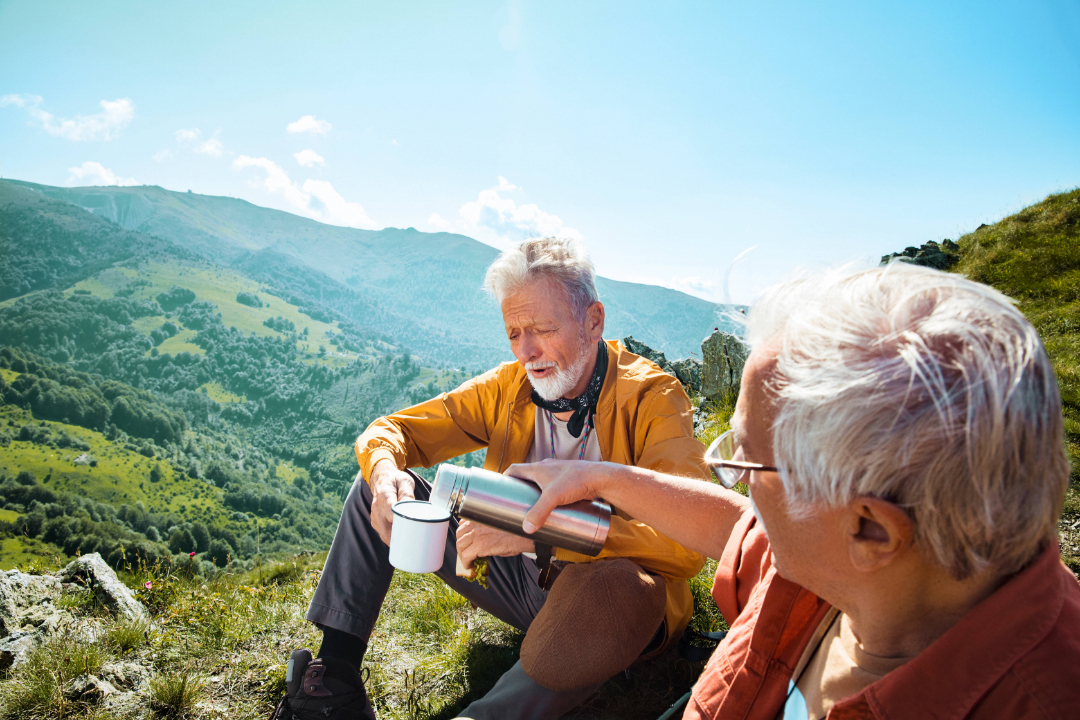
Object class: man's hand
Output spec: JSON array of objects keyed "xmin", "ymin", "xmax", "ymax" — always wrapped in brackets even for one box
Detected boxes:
[
  {"xmin": 369, "ymin": 459, "xmax": 416, "ymax": 547},
  {"xmin": 456, "ymin": 520, "xmax": 535, "ymax": 575},
  {"xmin": 506, "ymin": 459, "xmax": 617, "ymax": 534}
]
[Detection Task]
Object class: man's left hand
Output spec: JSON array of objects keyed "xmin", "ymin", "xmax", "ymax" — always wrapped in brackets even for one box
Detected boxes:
[{"xmin": 456, "ymin": 520, "xmax": 534, "ymax": 574}]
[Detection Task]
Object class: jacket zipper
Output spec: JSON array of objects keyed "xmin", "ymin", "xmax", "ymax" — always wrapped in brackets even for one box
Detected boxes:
[{"xmin": 497, "ymin": 399, "xmax": 512, "ymax": 472}]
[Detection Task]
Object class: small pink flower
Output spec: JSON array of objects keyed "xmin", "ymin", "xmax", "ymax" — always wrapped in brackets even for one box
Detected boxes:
[
  {"xmin": 144, "ymin": 581, "xmax": 152, "ymax": 590},
  {"xmin": 189, "ymin": 551, "xmax": 196, "ymax": 557}
]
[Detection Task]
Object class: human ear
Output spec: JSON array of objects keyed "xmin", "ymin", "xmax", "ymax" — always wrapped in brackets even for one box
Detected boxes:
[
  {"xmin": 586, "ymin": 301, "xmax": 605, "ymax": 342},
  {"xmin": 846, "ymin": 497, "xmax": 913, "ymax": 572}
]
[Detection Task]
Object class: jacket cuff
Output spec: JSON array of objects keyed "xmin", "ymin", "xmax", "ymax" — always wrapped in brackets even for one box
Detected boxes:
[{"xmin": 358, "ymin": 447, "xmax": 399, "ymax": 486}]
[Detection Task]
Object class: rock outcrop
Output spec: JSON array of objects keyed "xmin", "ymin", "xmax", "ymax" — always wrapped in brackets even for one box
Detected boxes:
[
  {"xmin": 0, "ymin": 553, "xmax": 150, "ymax": 671},
  {"xmin": 622, "ymin": 335, "xmax": 674, "ymax": 375},
  {"xmin": 669, "ymin": 358, "xmax": 702, "ymax": 394},
  {"xmin": 0, "ymin": 567, "xmax": 65, "ymax": 669},
  {"xmin": 58, "ymin": 552, "xmax": 148, "ymax": 623},
  {"xmin": 880, "ymin": 239, "xmax": 960, "ymax": 270},
  {"xmin": 700, "ymin": 330, "xmax": 747, "ymax": 402}
]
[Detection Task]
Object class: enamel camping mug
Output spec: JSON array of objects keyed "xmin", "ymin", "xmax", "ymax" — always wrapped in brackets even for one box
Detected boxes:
[{"xmin": 388, "ymin": 500, "xmax": 451, "ymax": 573}]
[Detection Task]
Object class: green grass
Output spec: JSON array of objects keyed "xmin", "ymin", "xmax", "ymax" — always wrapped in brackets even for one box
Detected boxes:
[
  {"xmin": 156, "ymin": 330, "xmax": 203, "ymax": 357},
  {"xmin": 0, "ymin": 633, "xmax": 109, "ymax": 719},
  {"xmin": 950, "ymin": 188, "xmax": 1080, "ymax": 539},
  {"xmin": 149, "ymin": 668, "xmax": 205, "ymax": 718},
  {"xmin": 198, "ymin": 381, "xmax": 245, "ymax": 404},
  {"xmin": 0, "ymin": 537, "xmax": 68, "ymax": 571}
]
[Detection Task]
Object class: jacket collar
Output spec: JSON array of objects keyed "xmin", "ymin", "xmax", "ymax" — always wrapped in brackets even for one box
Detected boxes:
[{"xmin": 839, "ymin": 541, "xmax": 1069, "ymax": 719}]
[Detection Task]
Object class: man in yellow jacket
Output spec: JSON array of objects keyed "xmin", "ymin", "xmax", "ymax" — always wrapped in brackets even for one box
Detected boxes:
[{"xmin": 273, "ymin": 237, "xmax": 710, "ymax": 720}]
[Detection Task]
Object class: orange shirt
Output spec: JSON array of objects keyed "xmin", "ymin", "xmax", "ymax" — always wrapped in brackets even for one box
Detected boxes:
[{"xmin": 685, "ymin": 503, "xmax": 1080, "ymax": 720}]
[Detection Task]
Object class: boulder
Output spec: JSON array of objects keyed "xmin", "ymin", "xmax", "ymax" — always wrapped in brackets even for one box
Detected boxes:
[
  {"xmin": 58, "ymin": 553, "xmax": 148, "ymax": 623},
  {"xmin": 622, "ymin": 335, "xmax": 674, "ymax": 375},
  {"xmin": 669, "ymin": 358, "xmax": 702, "ymax": 394},
  {"xmin": 0, "ymin": 569, "xmax": 65, "ymax": 667},
  {"xmin": 700, "ymin": 330, "xmax": 747, "ymax": 402},
  {"xmin": 66, "ymin": 674, "xmax": 118, "ymax": 703},
  {"xmin": 101, "ymin": 660, "xmax": 149, "ymax": 690}
]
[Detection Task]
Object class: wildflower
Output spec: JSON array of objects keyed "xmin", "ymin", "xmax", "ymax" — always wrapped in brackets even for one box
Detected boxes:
[
  {"xmin": 144, "ymin": 581, "xmax": 152, "ymax": 590},
  {"xmin": 189, "ymin": 551, "xmax": 196, "ymax": 557}
]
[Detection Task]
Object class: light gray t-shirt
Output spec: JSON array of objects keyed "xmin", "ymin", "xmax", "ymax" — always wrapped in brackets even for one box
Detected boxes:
[
  {"xmin": 521, "ymin": 406, "xmax": 603, "ymax": 559},
  {"xmin": 525, "ymin": 406, "xmax": 603, "ymax": 464}
]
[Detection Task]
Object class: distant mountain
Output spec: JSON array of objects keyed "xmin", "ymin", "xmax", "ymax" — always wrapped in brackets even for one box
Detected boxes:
[{"xmin": 6, "ymin": 180, "xmax": 740, "ymax": 366}]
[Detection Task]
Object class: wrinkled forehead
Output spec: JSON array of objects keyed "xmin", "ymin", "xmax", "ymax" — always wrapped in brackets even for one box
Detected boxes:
[{"xmin": 501, "ymin": 277, "xmax": 576, "ymax": 324}]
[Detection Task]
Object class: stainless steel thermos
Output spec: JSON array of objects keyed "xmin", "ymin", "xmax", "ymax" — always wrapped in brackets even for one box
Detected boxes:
[{"xmin": 430, "ymin": 465, "xmax": 611, "ymax": 556}]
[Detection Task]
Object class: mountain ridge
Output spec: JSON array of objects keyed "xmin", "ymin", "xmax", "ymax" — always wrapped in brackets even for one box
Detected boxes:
[{"xmin": 5, "ymin": 179, "xmax": 741, "ymax": 366}]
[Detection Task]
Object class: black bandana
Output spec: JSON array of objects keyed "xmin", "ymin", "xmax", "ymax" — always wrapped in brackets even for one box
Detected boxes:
[{"xmin": 529, "ymin": 341, "xmax": 608, "ymax": 438}]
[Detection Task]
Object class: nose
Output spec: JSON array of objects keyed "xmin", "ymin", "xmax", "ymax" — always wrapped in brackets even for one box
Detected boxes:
[{"xmin": 516, "ymin": 332, "xmax": 540, "ymax": 363}]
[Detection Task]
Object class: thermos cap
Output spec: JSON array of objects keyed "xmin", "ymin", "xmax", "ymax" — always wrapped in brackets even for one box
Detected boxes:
[{"xmin": 431, "ymin": 464, "xmax": 461, "ymax": 512}]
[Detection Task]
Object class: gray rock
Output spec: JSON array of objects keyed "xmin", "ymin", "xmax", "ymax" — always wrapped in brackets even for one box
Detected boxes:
[
  {"xmin": 880, "ymin": 240, "xmax": 960, "ymax": 269},
  {"xmin": 0, "ymin": 631, "xmax": 37, "ymax": 670},
  {"xmin": 58, "ymin": 553, "xmax": 148, "ymax": 622},
  {"xmin": 669, "ymin": 358, "xmax": 702, "ymax": 394},
  {"xmin": 66, "ymin": 674, "xmax": 118, "ymax": 703},
  {"xmin": 0, "ymin": 570, "xmax": 63, "ymax": 637},
  {"xmin": 0, "ymin": 569, "xmax": 65, "ymax": 667},
  {"xmin": 622, "ymin": 335, "xmax": 674, "ymax": 374},
  {"xmin": 700, "ymin": 330, "xmax": 747, "ymax": 402},
  {"xmin": 101, "ymin": 660, "xmax": 149, "ymax": 690}
]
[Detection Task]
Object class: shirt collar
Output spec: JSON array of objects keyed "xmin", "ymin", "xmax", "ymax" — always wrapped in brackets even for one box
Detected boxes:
[{"xmin": 838, "ymin": 542, "xmax": 1068, "ymax": 720}]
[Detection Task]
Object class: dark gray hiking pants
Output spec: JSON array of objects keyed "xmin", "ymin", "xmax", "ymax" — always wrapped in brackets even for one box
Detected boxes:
[{"xmin": 307, "ymin": 471, "xmax": 604, "ymax": 720}]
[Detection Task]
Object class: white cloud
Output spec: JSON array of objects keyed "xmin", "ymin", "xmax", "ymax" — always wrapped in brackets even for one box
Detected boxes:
[
  {"xmin": 174, "ymin": 128, "xmax": 200, "ymax": 143},
  {"xmin": 287, "ymin": 115, "xmax": 332, "ymax": 135},
  {"xmin": 233, "ymin": 155, "xmax": 376, "ymax": 229},
  {"xmin": 667, "ymin": 276, "xmax": 721, "ymax": 301},
  {"xmin": 293, "ymin": 149, "xmax": 325, "ymax": 167},
  {"xmin": 1, "ymin": 95, "xmax": 135, "ymax": 141},
  {"xmin": 458, "ymin": 177, "xmax": 581, "ymax": 245},
  {"xmin": 391, "ymin": 139, "xmax": 399, "ymax": 146},
  {"xmin": 196, "ymin": 137, "xmax": 224, "ymax": 157},
  {"xmin": 173, "ymin": 128, "xmax": 224, "ymax": 157},
  {"xmin": 152, "ymin": 148, "xmax": 173, "ymax": 162},
  {"xmin": 428, "ymin": 213, "xmax": 451, "ymax": 230},
  {"xmin": 66, "ymin": 161, "xmax": 138, "ymax": 187}
]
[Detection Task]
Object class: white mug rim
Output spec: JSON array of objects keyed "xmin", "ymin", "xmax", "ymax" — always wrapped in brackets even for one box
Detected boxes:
[{"xmin": 392, "ymin": 499, "xmax": 451, "ymax": 523}]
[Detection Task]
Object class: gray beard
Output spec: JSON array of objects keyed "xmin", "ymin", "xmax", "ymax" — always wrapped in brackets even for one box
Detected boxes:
[{"xmin": 528, "ymin": 337, "xmax": 592, "ymax": 401}]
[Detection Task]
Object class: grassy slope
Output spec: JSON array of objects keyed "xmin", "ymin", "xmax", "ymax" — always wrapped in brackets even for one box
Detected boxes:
[
  {"xmin": 69, "ymin": 261, "xmax": 375, "ymax": 363},
  {"xmin": 0, "ymin": 402, "xmax": 312, "ymax": 548},
  {"xmin": 952, "ymin": 189, "xmax": 1080, "ymax": 511}
]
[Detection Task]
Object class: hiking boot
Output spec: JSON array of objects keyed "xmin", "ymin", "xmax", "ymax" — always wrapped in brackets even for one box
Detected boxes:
[{"xmin": 270, "ymin": 649, "xmax": 375, "ymax": 720}]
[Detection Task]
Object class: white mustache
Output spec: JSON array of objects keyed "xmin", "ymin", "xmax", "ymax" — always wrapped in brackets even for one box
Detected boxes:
[{"xmin": 525, "ymin": 361, "xmax": 558, "ymax": 372}]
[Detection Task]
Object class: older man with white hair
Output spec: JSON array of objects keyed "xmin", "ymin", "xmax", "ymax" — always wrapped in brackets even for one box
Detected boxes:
[
  {"xmin": 273, "ymin": 237, "xmax": 711, "ymax": 720},
  {"xmin": 516, "ymin": 263, "xmax": 1080, "ymax": 719}
]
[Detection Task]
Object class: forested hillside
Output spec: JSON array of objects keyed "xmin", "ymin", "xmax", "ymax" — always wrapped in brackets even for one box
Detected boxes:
[{"xmin": 0, "ymin": 180, "xmax": 475, "ymax": 573}]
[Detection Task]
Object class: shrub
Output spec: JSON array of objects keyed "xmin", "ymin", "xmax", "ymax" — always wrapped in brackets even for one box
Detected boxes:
[
  {"xmin": 150, "ymin": 667, "xmax": 204, "ymax": 718},
  {"xmin": 156, "ymin": 287, "xmax": 196, "ymax": 312},
  {"xmin": 235, "ymin": 291, "xmax": 262, "ymax": 308}
]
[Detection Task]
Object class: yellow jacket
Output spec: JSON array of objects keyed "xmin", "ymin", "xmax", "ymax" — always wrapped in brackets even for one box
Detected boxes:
[{"xmin": 354, "ymin": 339, "xmax": 710, "ymax": 650}]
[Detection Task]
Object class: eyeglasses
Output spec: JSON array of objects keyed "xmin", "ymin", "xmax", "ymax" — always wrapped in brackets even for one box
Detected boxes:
[{"xmin": 704, "ymin": 429, "xmax": 779, "ymax": 489}]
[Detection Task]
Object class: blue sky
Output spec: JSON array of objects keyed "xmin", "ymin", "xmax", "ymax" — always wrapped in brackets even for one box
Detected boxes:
[{"xmin": 2, "ymin": 0, "xmax": 1078, "ymax": 304}]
